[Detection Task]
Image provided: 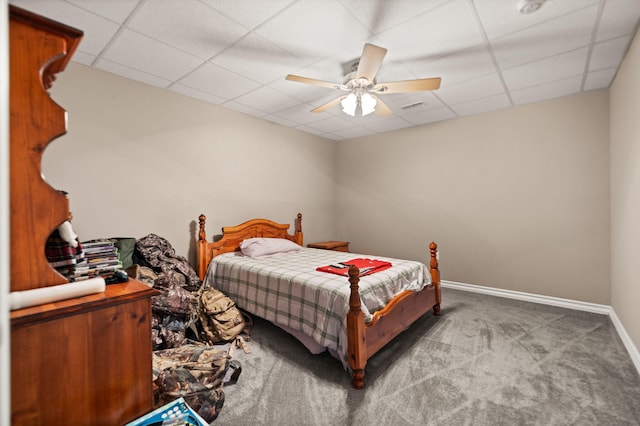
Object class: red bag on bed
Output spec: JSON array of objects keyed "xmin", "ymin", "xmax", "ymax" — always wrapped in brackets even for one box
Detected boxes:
[{"xmin": 316, "ymin": 258, "xmax": 392, "ymax": 276}]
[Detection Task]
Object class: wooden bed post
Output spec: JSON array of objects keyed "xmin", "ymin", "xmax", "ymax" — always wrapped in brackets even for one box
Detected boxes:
[
  {"xmin": 429, "ymin": 242, "xmax": 441, "ymax": 316},
  {"xmin": 294, "ymin": 212, "xmax": 303, "ymax": 246},
  {"xmin": 347, "ymin": 265, "xmax": 366, "ymax": 389},
  {"xmin": 197, "ymin": 214, "xmax": 208, "ymax": 280}
]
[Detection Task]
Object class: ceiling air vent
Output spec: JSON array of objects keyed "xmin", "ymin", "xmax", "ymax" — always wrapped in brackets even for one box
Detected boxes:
[{"xmin": 400, "ymin": 101, "xmax": 425, "ymax": 110}]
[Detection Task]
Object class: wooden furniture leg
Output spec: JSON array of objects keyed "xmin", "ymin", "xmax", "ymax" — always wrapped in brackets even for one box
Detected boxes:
[
  {"xmin": 430, "ymin": 242, "xmax": 441, "ymax": 316},
  {"xmin": 347, "ymin": 265, "xmax": 366, "ymax": 389}
]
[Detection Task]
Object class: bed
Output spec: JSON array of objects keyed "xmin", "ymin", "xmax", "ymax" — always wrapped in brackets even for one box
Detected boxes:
[{"xmin": 196, "ymin": 213, "xmax": 441, "ymax": 388}]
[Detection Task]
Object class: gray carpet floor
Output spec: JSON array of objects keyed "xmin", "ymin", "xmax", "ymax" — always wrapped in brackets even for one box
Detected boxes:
[{"xmin": 218, "ymin": 287, "xmax": 640, "ymax": 425}]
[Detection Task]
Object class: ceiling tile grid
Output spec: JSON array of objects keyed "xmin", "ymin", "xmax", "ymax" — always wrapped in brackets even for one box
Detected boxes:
[{"xmin": 9, "ymin": 0, "xmax": 640, "ymax": 141}]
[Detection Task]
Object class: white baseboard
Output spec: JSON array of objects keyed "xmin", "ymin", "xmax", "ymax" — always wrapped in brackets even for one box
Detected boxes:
[
  {"xmin": 441, "ymin": 280, "xmax": 640, "ymax": 375},
  {"xmin": 441, "ymin": 280, "xmax": 611, "ymax": 314},
  {"xmin": 608, "ymin": 308, "xmax": 640, "ymax": 376}
]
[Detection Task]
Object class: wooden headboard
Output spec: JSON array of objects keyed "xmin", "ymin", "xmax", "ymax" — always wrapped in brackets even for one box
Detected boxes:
[{"xmin": 196, "ymin": 213, "xmax": 303, "ymax": 280}]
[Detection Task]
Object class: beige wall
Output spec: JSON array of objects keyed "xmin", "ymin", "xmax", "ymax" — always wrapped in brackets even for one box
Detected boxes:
[
  {"xmin": 45, "ymin": 63, "xmax": 337, "ymax": 263},
  {"xmin": 44, "ymin": 62, "xmax": 621, "ymax": 309},
  {"xmin": 610, "ymin": 29, "xmax": 640, "ymax": 353},
  {"xmin": 336, "ymin": 90, "xmax": 611, "ymax": 304}
]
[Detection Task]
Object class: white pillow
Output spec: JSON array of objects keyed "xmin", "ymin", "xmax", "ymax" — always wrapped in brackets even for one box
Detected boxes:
[{"xmin": 240, "ymin": 237, "xmax": 302, "ymax": 258}]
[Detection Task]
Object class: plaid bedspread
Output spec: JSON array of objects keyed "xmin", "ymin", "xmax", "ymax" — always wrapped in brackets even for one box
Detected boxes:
[{"xmin": 203, "ymin": 247, "xmax": 431, "ymax": 368}]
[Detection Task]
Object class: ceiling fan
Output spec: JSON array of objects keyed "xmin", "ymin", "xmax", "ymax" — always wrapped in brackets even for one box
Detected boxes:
[{"xmin": 286, "ymin": 43, "xmax": 441, "ymax": 117}]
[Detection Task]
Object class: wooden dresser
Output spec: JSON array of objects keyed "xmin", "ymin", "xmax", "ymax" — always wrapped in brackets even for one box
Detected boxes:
[
  {"xmin": 10, "ymin": 281, "xmax": 157, "ymax": 424},
  {"xmin": 9, "ymin": 6, "xmax": 157, "ymax": 424}
]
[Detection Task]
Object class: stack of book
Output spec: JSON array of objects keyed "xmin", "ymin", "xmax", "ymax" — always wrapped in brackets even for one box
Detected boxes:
[{"xmin": 73, "ymin": 239, "xmax": 123, "ymax": 281}]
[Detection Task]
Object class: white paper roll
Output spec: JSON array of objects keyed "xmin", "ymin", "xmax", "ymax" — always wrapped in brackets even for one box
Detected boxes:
[{"xmin": 10, "ymin": 277, "xmax": 106, "ymax": 310}]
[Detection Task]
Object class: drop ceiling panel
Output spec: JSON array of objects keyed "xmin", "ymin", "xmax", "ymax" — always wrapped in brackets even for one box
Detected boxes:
[
  {"xmin": 436, "ymin": 73, "xmax": 506, "ymax": 105},
  {"xmin": 169, "ymin": 84, "xmax": 227, "ymax": 105},
  {"xmin": 584, "ymin": 68, "xmax": 617, "ymax": 91},
  {"xmin": 272, "ymin": 103, "xmax": 326, "ymax": 125},
  {"xmin": 474, "ymin": 0, "xmax": 599, "ymax": 40},
  {"xmin": 511, "ymin": 75, "xmax": 583, "ymax": 105},
  {"xmin": 492, "ymin": 6, "xmax": 598, "ymax": 70},
  {"xmin": 450, "ymin": 93, "xmax": 512, "ymax": 116},
  {"xmin": 201, "ymin": 0, "xmax": 296, "ymax": 31},
  {"xmin": 411, "ymin": 45, "xmax": 497, "ymax": 87},
  {"xmin": 331, "ymin": 125, "xmax": 376, "ymax": 139},
  {"xmin": 96, "ymin": 58, "xmax": 173, "ymax": 89},
  {"xmin": 9, "ymin": 0, "xmax": 640, "ymax": 141},
  {"xmin": 403, "ymin": 107, "xmax": 457, "ymax": 126},
  {"xmin": 253, "ymin": 0, "xmax": 371, "ymax": 60},
  {"xmin": 128, "ymin": 0, "xmax": 249, "ymax": 59},
  {"xmin": 65, "ymin": 0, "xmax": 140, "ymax": 24},
  {"xmin": 502, "ymin": 48, "xmax": 589, "ymax": 91},
  {"xmin": 376, "ymin": 1, "xmax": 485, "ymax": 61},
  {"xmin": 222, "ymin": 100, "xmax": 270, "ymax": 118},
  {"xmin": 72, "ymin": 50, "xmax": 96, "ymax": 66},
  {"xmin": 11, "ymin": 0, "xmax": 120, "ymax": 56},
  {"xmin": 596, "ymin": 0, "xmax": 640, "ymax": 42},
  {"xmin": 306, "ymin": 115, "xmax": 354, "ymax": 133},
  {"xmin": 102, "ymin": 29, "xmax": 204, "ymax": 81},
  {"xmin": 232, "ymin": 86, "xmax": 302, "ymax": 114},
  {"xmin": 336, "ymin": 0, "xmax": 450, "ymax": 33},
  {"xmin": 209, "ymin": 33, "xmax": 306, "ymax": 84},
  {"xmin": 589, "ymin": 36, "xmax": 633, "ymax": 71},
  {"xmin": 365, "ymin": 116, "xmax": 413, "ymax": 133},
  {"xmin": 177, "ymin": 62, "xmax": 261, "ymax": 99}
]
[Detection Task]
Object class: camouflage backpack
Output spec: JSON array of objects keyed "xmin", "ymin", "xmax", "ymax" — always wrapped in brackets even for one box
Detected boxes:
[
  {"xmin": 199, "ymin": 288, "xmax": 247, "ymax": 344},
  {"xmin": 153, "ymin": 344, "xmax": 230, "ymax": 422}
]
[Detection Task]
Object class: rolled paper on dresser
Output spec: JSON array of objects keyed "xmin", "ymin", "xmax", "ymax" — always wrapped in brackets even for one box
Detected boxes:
[{"xmin": 9, "ymin": 277, "xmax": 106, "ymax": 310}]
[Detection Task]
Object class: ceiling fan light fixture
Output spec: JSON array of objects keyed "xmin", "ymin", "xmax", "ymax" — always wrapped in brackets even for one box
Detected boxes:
[
  {"xmin": 361, "ymin": 93, "xmax": 377, "ymax": 116},
  {"xmin": 341, "ymin": 93, "xmax": 357, "ymax": 116},
  {"xmin": 517, "ymin": 0, "xmax": 545, "ymax": 14},
  {"xmin": 286, "ymin": 43, "xmax": 441, "ymax": 117}
]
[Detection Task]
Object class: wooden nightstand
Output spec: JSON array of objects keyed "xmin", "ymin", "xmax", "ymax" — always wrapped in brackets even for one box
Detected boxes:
[{"xmin": 308, "ymin": 240, "xmax": 350, "ymax": 252}]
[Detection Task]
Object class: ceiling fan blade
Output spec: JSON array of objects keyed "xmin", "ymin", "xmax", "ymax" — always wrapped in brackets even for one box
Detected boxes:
[
  {"xmin": 355, "ymin": 43, "xmax": 387, "ymax": 82},
  {"xmin": 371, "ymin": 95, "xmax": 392, "ymax": 116},
  {"xmin": 286, "ymin": 74, "xmax": 341, "ymax": 90},
  {"xmin": 375, "ymin": 77, "xmax": 441, "ymax": 93},
  {"xmin": 312, "ymin": 96, "xmax": 346, "ymax": 113}
]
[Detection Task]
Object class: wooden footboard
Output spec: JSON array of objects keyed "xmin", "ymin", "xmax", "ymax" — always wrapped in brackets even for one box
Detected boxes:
[{"xmin": 347, "ymin": 242, "xmax": 441, "ymax": 389}]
